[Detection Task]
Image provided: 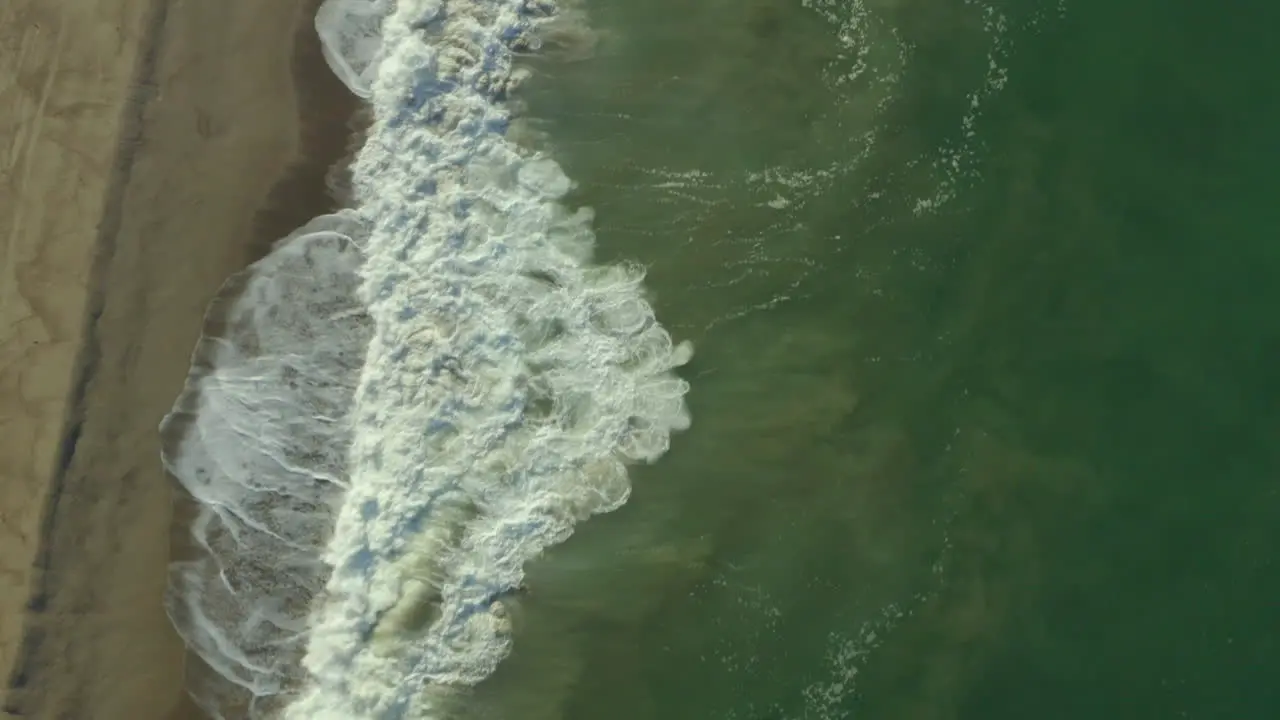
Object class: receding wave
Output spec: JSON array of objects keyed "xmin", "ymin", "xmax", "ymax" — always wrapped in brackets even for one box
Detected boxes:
[
  {"xmin": 161, "ymin": 0, "xmax": 692, "ymax": 717},
  {"xmin": 160, "ymin": 213, "xmax": 372, "ymax": 719}
]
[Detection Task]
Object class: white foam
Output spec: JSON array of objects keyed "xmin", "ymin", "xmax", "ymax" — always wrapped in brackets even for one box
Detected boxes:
[
  {"xmin": 913, "ymin": 0, "xmax": 1015, "ymax": 215},
  {"xmin": 160, "ymin": 213, "xmax": 373, "ymax": 718},
  {"xmin": 287, "ymin": 0, "xmax": 693, "ymax": 717},
  {"xmin": 315, "ymin": 0, "xmax": 397, "ymax": 99}
]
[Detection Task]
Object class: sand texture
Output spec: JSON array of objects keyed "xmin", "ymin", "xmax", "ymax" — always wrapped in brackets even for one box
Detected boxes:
[{"xmin": 1, "ymin": 0, "xmax": 354, "ymax": 716}]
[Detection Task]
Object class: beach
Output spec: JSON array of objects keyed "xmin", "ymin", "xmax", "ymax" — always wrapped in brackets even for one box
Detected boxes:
[
  {"xmin": 0, "ymin": 0, "xmax": 353, "ymax": 716},
  {"xmin": 6, "ymin": 0, "xmax": 1280, "ymax": 718}
]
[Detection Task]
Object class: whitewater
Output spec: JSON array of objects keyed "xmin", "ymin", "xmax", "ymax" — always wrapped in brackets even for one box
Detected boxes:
[{"xmin": 159, "ymin": 0, "xmax": 693, "ymax": 718}]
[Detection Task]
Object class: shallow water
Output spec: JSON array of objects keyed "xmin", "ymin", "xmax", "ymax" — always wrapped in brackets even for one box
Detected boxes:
[{"xmin": 461, "ymin": 0, "xmax": 1280, "ymax": 717}]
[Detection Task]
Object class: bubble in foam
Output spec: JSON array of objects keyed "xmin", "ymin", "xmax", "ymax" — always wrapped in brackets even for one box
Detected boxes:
[
  {"xmin": 517, "ymin": 156, "xmax": 573, "ymax": 199},
  {"xmin": 161, "ymin": 215, "xmax": 372, "ymax": 719},
  {"xmin": 315, "ymin": 0, "xmax": 396, "ymax": 99}
]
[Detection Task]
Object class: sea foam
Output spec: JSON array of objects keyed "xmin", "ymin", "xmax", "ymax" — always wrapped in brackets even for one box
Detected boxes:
[
  {"xmin": 160, "ymin": 213, "xmax": 372, "ymax": 719},
  {"xmin": 162, "ymin": 0, "xmax": 693, "ymax": 717}
]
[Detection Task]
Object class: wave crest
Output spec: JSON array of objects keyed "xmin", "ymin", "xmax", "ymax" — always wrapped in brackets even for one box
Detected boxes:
[{"xmin": 290, "ymin": 1, "xmax": 692, "ymax": 717}]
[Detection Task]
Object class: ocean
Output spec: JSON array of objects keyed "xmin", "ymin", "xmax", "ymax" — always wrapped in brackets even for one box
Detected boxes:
[{"xmin": 160, "ymin": 0, "xmax": 1280, "ymax": 718}]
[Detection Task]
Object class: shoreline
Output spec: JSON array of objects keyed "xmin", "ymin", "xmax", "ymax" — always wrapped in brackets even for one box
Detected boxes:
[{"xmin": 1, "ymin": 0, "xmax": 358, "ymax": 716}]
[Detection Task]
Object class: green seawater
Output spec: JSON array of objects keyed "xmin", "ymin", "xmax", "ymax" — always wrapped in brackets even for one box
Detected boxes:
[{"xmin": 467, "ymin": 0, "xmax": 1280, "ymax": 716}]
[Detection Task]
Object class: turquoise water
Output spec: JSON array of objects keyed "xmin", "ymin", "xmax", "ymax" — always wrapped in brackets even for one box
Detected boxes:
[{"xmin": 460, "ymin": 0, "xmax": 1280, "ymax": 717}]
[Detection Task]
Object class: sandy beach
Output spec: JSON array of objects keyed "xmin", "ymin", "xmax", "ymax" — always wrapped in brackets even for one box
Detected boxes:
[{"xmin": 1, "ymin": 0, "xmax": 355, "ymax": 716}]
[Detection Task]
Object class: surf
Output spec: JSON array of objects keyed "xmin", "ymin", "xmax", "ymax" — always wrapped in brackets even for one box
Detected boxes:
[{"xmin": 160, "ymin": 0, "xmax": 692, "ymax": 717}]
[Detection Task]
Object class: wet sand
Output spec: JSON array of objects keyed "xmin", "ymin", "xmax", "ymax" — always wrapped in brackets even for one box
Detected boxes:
[{"xmin": 0, "ymin": 0, "xmax": 356, "ymax": 716}]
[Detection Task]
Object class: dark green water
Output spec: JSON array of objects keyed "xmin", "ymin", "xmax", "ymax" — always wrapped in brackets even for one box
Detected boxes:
[{"xmin": 470, "ymin": 0, "xmax": 1280, "ymax": 717}]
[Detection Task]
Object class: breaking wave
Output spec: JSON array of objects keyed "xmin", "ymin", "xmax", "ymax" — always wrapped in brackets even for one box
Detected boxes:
[{"xmin": 162, "ymin": 0, "xmax": 691, "ymax": 718}]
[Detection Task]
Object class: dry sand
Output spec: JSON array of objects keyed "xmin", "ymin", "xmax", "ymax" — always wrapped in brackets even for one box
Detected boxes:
[{"xmin": 1, "ymin": 0, "xmax": 356, "ymax": 716}]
